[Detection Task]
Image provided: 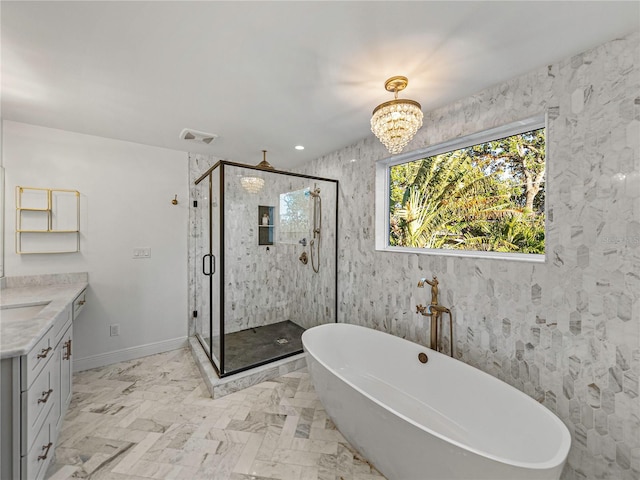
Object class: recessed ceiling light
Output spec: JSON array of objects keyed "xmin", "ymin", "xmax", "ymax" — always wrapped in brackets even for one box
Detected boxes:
[{"xmin": 294, "ymin": 145, "xmax": 305, "ymax": 150}]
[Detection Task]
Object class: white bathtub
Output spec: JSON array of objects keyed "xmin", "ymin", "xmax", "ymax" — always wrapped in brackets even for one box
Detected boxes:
[{"xmin": 302, "ymin": 323, "xmax": 571, "ymax": 480}]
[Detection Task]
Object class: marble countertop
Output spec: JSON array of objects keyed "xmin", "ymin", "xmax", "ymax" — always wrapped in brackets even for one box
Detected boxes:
[{"xmin": 0, "ymin": 273, "xmax": 88, "ymax": 359}]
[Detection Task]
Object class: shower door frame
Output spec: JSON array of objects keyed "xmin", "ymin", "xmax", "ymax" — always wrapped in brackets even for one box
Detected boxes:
[{"xmin": 194, "ymin": 160, "xmax": 339, "ymax": 378}]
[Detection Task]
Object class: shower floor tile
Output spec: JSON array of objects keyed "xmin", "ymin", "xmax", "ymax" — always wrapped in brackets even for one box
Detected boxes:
[
  {"xmin": 45, "ymin": 347, "xmax": 386, "ymax": 480},
  {"xmin": 210, "ymin": 320, "xmax": 306, "ymax": 373}
]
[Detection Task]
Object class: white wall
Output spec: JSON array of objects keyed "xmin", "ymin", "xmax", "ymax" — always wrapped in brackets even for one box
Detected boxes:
[{"xmin": 2, "ymin": 121, "xmax": 189, "ymax": 370}]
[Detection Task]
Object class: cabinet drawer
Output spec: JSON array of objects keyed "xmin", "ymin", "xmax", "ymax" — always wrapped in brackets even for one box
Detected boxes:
[
  {"xmin": 22, "ymin": 419, "xmax": 53, "ymax": 480},
  {"xmin": 21, "ymin": 327, "xmax": 55, "ymax": 390},
  {"xmin": 72, "ymin": 289, "xmax": 87, "ymax": 320},
  {"xmin": 21, "ymin": 357, "xmax": 56, "ymax": 455},
  {"xmin": 51, "ymin": 304, "xmax": 72, "ymax": 347}
]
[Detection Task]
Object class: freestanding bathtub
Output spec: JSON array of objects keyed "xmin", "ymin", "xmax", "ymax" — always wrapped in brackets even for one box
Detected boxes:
[{"xmin": 302, "ymin": 323, "xmax": 571, "ymax": 480}]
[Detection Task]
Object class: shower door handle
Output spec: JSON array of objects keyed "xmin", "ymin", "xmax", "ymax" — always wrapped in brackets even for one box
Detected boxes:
[{"xmin": 202, "ymin": 254, "xmax": 215, "ymax": 276}]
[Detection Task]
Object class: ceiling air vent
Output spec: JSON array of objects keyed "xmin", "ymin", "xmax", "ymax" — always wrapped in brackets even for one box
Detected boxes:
[{"xmin": 179, "ymin": 128, "xmax": 218, "ymax": 145}]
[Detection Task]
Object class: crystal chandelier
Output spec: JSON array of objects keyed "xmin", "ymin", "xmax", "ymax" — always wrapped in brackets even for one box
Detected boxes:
[
  {"xmin": 370, "ymin": 76, "xmax": 423, "ymax": 155},
  {"xmin": 240, "ymin": 176, "xmax": 264, "ymax": 193},
  {"xmin": 240, "ymin": 150, "xmax": 274, "ymax": 193}
]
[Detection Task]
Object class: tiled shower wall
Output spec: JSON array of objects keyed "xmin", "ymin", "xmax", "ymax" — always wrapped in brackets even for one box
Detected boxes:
[
  {"xmin": 300, "ymin": 32, "xmax": 639, "ymax": 480},
  {"xmin": 188, "ymin": 157, "xmax": 337, "ymax": 337}
]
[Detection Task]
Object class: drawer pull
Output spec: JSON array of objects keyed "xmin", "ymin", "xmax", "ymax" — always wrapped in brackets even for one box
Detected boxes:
[
  {"xmin": 36, "ymin": 347, "xmax": 52, "ymax": 359},
  {"xmin": 63, "ymin": 339, "xmax": 72, "ymax": 360},
  {"xmin": 37, "ymin": 442, "xmax": 53, "ymax": 461},
  {"xmin": 38, "ymin": 389, "xmax": 53, "ymax": 404}
]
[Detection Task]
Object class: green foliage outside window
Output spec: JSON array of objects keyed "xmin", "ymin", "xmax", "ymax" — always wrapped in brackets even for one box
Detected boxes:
[{"xmin": 389, "ymin": 128, "xmax": 545, "ymax": 254}]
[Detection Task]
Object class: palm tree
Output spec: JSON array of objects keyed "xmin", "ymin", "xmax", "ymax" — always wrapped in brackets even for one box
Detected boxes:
[
  {"xmin": 462, "ymin": 214, "xmax": 545, "ymax": 253},
  {"xmin": 389, "ymin": 129, "xmax": 546, "ymax": 253},
  {"xmin": 393, "ymin": 151, "xmax": 510, "ymax": 248}
]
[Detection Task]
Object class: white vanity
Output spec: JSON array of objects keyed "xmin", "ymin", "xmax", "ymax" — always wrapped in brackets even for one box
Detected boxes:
[{"xmin": 0, "ymin": 273, "xmax": 88, "ymax": 480}]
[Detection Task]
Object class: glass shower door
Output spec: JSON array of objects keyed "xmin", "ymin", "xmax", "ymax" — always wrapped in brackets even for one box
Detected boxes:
[
  {"xmin": 195, "ymin": 166, "xmax": 221, "ymax": 372},
  {"xmin": 194, "ymin": 160, "xmax": 337, "ymax": 378}
]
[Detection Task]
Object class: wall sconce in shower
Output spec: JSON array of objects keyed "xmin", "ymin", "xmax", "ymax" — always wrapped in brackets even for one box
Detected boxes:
[{"xmin": 371, "ymin": 76, "xmax": 423, "ymax": 154}]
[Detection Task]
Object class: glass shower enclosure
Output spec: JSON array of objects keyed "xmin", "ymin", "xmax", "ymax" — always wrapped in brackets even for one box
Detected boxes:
[{"xmin": 194, "ymin": 161, "xmax": 338, "ymax": 377}]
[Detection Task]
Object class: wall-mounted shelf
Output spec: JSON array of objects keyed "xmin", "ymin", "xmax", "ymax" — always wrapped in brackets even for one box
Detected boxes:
[{"xmin": 16, "ymin": 186, "xmax": 80, "ymax": 254}]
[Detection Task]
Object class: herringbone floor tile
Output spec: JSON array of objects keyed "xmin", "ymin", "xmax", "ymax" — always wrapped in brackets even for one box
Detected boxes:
[{"xmin": 46, "ymin": 348, "xmax": 386, "ymax": 480}]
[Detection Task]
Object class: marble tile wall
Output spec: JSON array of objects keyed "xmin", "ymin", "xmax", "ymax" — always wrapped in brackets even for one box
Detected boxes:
[
  {"xmin": 282, "ymin": 177, "xmax": 338, "ymax": 331},
  {"xmin": 187, "ymin": 158, "xmax": 337, "ymax": 338},
  {"xmin": 224, "ymin": 165, "xmax": 304, "ymax": 333},
  {"xmin": 299, "ymin": 32, "xmax": 639, "ymax": 480}
]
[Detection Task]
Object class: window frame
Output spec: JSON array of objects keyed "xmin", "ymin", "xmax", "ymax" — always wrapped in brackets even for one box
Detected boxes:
[{"xmin": 375, "ymin": 114, "xmax": 547, "ymax": 263}]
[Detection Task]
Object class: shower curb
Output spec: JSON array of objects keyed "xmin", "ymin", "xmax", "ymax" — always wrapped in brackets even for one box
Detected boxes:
[{"xmin": 188, "ymin": 336, "xmax": 307, "ymax": 398}]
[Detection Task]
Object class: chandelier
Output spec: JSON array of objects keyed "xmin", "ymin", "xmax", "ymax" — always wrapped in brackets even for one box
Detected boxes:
[
  {"xmin": 370, "ymin": 76, "xmax": 423, "ymax": 154},
  {"xmin": 240, "ymin": 176, "xmax": 264, "ymax": 193},
  {"xmin": 240, "ymin": 150, "xmax": 274, "ymax": 193}
]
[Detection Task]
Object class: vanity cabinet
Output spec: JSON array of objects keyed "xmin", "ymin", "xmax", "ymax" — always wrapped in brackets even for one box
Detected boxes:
[
  {"xmin": 0, "ymin": 288, "xmax": 85, "ymax": 480},
  {"xmin": 54, "ymin": 323, "xmax": 73, "ymax": 433},
  {"xmin": 21, "ymin": 356, "xmax": 57, "ymax": 480}
]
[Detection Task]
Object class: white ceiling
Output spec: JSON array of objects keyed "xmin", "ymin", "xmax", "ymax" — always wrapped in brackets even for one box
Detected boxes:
[{"xmin": 2, "ymin": 1, "xmax": 638, "ymax": 169}]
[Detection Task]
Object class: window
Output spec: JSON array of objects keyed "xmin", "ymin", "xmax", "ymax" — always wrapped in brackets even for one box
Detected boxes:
[
  {"xmin": 375, "ymin": 116, "xmax": 546, "ymax": 262},
  {"xmin": 278, "ymin": 187, "xmax": 310, "ymax": 244}
]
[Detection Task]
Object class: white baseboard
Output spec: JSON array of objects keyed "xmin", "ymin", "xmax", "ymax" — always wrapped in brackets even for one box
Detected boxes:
[{"xmin": 73, "ymin": 336, "xmax": 188, "ymax": 372}]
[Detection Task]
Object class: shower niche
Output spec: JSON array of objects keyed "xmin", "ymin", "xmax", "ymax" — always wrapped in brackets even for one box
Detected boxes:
[
  {"xmin": 193, "ymin": 161, "xmax": 338, "ymax": 378},
  {"xmin": 258, "ymin": 205, "xmax": 274, "ymax": 245}
]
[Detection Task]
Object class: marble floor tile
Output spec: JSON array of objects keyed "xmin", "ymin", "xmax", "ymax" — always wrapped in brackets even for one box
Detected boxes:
[
  {"xmin": 48, "ymin": 465, "xmax": 80, "ymax": 480},
  {"xmin": 46, "ymin": 347, "xmax": 387, "ymax": 480}
]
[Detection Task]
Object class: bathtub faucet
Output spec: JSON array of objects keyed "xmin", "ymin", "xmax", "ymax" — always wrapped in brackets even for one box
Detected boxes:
[
  {"xmin": 416, "ymin": 276, "xmax": 454, "ymax": 356},
  {"xmin": 417, "ymin": 276, "xmax": 439, "ymax": 305}
]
